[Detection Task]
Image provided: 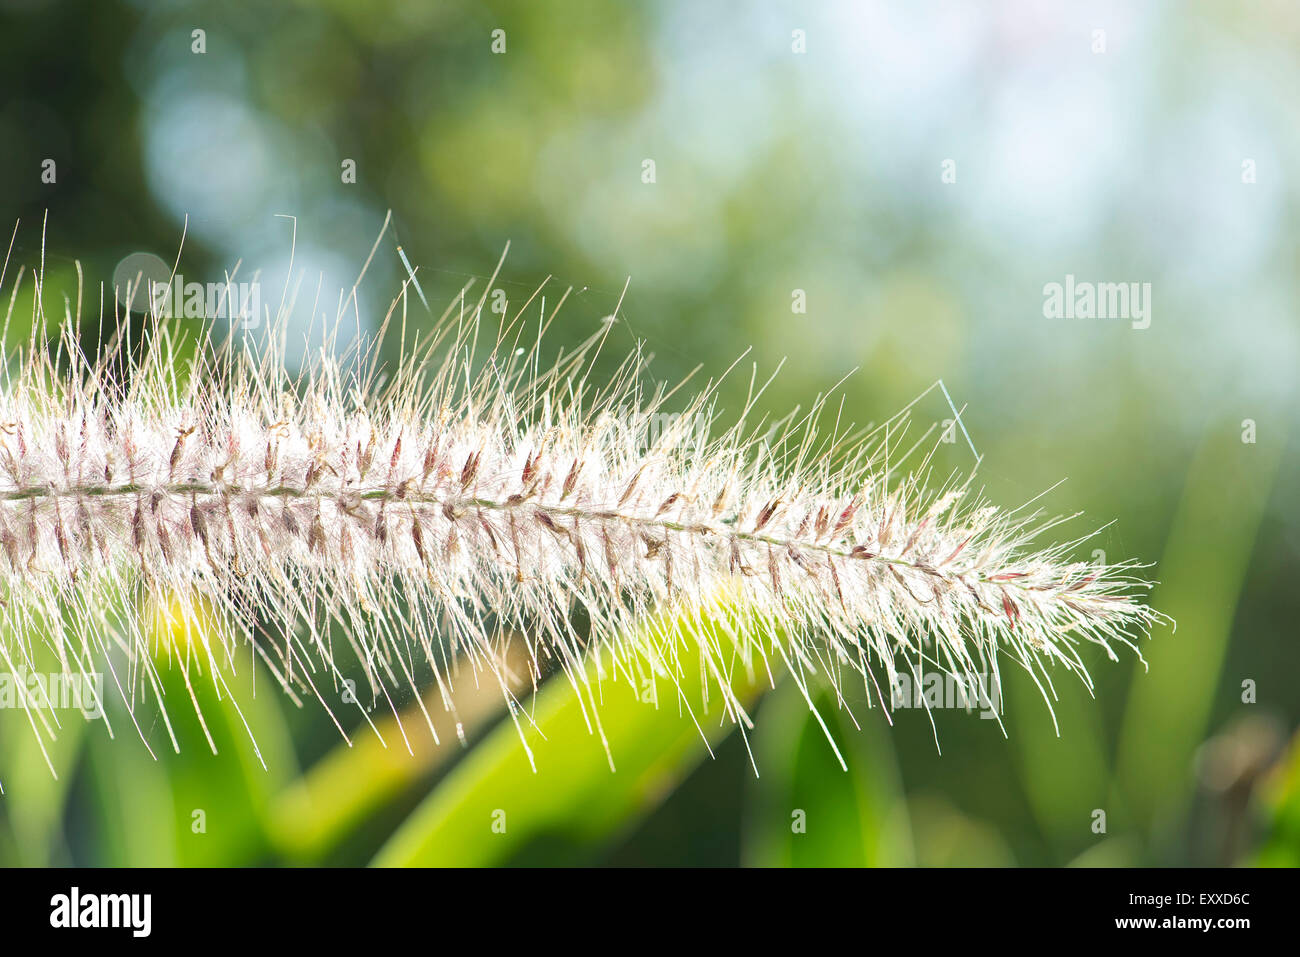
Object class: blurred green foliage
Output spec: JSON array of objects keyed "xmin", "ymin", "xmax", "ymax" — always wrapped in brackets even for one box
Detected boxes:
[{"xmin": 1, "ymin": 0, "xmax": 1297, "ymax": 866}]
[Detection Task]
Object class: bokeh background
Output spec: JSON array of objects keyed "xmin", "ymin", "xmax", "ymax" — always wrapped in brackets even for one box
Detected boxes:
[{"xmin": 0, "ymin": 0, "xmax": 1297, "ymax": 866}]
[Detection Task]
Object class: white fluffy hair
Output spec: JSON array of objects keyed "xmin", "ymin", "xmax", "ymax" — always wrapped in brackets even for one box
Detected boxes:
[{"xmin": 0, "ymin": 223, "xmax": 1162, "ymax": 778}]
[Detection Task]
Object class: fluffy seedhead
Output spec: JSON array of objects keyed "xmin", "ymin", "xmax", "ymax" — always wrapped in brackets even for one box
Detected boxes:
[{"xmin": 0, "ymin": 225, "xmax": 1163, "ymax": 778}]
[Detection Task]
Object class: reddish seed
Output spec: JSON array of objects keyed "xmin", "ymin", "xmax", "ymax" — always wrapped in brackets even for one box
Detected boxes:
[
  {"xmin": 562, "ymin": 458, "xmax": 580, "ymax": 499},
  {"xmin": 1001, "ymin": 590, "xmax": 1020, "ymax": 625},
  {"xmin": 460, "ymin": 451, "xmax": 480, "ymax": 489}
]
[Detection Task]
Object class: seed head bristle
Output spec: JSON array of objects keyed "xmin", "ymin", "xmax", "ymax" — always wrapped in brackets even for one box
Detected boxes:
[{"xmin": 0, "ymin": 237, "xmax": 1164, "ymax": 776}]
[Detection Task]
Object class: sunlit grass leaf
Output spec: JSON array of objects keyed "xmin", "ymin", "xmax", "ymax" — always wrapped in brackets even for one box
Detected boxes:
[
  {"xmin": 270, "ymin": 643, "xmax": 533, "ymax": 864},
  {"xmin": 0, "ymin": 697, "xmax": 86, "ymax": 865},
  {"xmin": 744, "ymin": 680, "xmax": 912, "ymax": 867},
  {"xmin": 80, "ymin": 600, "xmax": 298, "ymax": 866},
  {"xmin": 373, "ymin": 618, "xmax": 765, "ymax": 867},
  {"xmin": 1115, "ymin": 423, "xmax": 1282, "ymax": 833},
  {"xmin": 1256, "ymin": 730, "xmax": 1300, "ymax": 867},
  {"xmin": 1008, "ymin": 666, "xmax": 1110, "ymax": 860}
]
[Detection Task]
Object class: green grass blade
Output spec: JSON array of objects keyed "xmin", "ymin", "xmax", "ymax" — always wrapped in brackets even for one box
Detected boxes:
[
  {"xmin": 373, "ymin": 627, "xmax": 764, "ymax": 866},
  {"xmin": 1115, "ymin": 423, "xmax": 1282, "ymax": 831}
]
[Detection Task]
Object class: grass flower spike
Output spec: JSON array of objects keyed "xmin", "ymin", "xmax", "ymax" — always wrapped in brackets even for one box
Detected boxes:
[{"xmin": 0, "ymin": 230, "xmax": 1162, "ymax": 776}]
